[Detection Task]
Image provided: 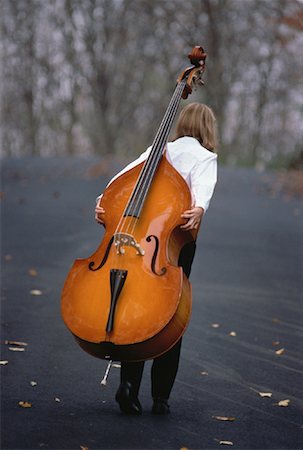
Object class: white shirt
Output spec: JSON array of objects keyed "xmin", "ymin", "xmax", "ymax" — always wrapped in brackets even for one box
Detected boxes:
[{"xmin": 97, "ymin": 136, "xmax": 217, "ymax": 212}]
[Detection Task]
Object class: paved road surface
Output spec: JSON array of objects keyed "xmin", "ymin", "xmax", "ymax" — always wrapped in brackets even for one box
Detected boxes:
[{"xmin": 1, "ymin": 158, "xmax": 302, "ymax": 450}]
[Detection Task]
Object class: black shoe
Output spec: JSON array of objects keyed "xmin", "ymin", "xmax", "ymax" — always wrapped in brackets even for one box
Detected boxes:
[
  {"xmin": 115, "ymin": 381, "xmax": 142, "ymax": 415},
  {"xmin": 152, "ymin": 397, "xmax": 170, "ymax": 415}
]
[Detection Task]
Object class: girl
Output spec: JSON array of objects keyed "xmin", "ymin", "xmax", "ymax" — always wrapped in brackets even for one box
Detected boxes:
[{"xmin": 95, "ymin": 102, "xmax": 218, "ymax": 415}]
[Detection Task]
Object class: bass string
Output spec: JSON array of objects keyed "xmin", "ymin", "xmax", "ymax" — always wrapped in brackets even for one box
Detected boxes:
[
  {"xmin": 121, "ymin": 81, "xmax": 185, "ymax": 231},
  {"xmin": 126, "ymin": 80, "xmax": 186, "ymax": 237},
  {"xmin": 125, "ymin": 80, "xmax": 185, "ymax": 239},
  {"xmin": 135, "ymin": 81, "xmax": 186, "ymax": 214},
  {"xmin": 111, "ymin": 98, "xmax": 177, "ymax": 241},
  {"xmin": 113, "ymin": 80, "xmax": 186, "ymax": 240},
  {"xmin": 125, "ymin": 80, "xmax": 186, "ymax": 220},
  {"xmin": 122, "ymin": 80, "xmax": 185, "ymax": 238},
  {"xmin": 120, "ymin": 85, "xmax": 183, "ymax": 242}
]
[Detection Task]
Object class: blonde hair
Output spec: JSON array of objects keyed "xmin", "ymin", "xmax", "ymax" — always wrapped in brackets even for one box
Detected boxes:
[{"xmin": 174, "ymin": 103, "xmax": 218, "ymax": 152}]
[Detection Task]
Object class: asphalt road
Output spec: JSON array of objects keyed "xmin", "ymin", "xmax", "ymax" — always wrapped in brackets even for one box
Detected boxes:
[{"xmin": 1, "ymin": 157, "xmax": 302, "ymax": 450}]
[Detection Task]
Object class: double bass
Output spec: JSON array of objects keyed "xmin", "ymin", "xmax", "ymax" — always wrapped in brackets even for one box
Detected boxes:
[{"xmin": 61, "ymin": 46, "xmax": 207, "ymax": 363}]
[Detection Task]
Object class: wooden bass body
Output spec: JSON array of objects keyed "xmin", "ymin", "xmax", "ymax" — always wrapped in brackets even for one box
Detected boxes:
[{"xmin": 61, "ymin": 155, "xmax": 195, "ymax": 361}]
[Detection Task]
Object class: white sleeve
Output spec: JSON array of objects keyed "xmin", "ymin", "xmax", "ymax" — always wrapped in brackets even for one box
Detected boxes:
[
  {"xmin": 190, "ymin": 154, "xmax": 217, "ymax": 212},
  {"xmin": 95, "ymin": 193, "xmax": 103, "ymax": 204},
  {"xmin": 95, "ymin": 146, "xmax": 152, "ymax": 203}
]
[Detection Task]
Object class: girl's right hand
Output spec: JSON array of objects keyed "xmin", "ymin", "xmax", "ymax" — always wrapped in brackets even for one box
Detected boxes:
[{"xmin": 95, "ymin": 205, "xmax": 105, "ymax": 225}]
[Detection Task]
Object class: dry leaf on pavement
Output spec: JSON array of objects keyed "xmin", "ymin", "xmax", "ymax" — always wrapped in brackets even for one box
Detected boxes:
[
  {"xmin": 229, "ymin": 331, "xmax": 237, "ymax": 337},
  {"xmin": 275, "ymin": 348, "xmax": 285, "ymax": 355},
  {"xmin": 277, "ymin": 399, "xmax": 290, "ymax": 407},
  {"xmin": 30, "ymin": 289, "xmax": 43, "ymax": 295},
  {"xmin": 9, "ymin": 347, "xmax": 25, "ymax": 352},
  {"xmin": 5, "ymin": 340, "xmax": 28, "ymax": 346},
  {"xmin": 80, "ymin": 446, "xmax": 89, "ymax": 450},
  {"xmin": 215, "ymin": 439, "xmax": 234, "ymax": 446},
  {"xmin": 30, "ymin": 381, "xmax": 37, "ymax": 386},
  {"xmin": 18, "ymin": 401, "xmax": 32, "ymax": 408},
  {"xmin": 211, "ymin": 323, "xmax": 220, "ymax": 328},
  {"xmin": 28, "ymin": 269, "xmax": 38, "ymax": 276},
  {"xmin": 258, "ymin": 392, "xmax": 273, "ymax": 398},
  {"xmin": 213, "ymin": 416, "xmax": 236, "ymax": 421}
]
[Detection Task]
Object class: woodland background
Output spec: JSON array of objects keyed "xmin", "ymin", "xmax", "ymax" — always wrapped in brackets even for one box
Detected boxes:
[{"xmin": 1, "ymin": 0, "xmax": 303, "ymax": 168}]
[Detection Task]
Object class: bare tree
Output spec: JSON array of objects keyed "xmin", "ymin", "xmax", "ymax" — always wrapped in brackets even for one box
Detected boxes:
[{"xmin": 1, "ymin": 0, "xmax": 302, "ymax": 168}]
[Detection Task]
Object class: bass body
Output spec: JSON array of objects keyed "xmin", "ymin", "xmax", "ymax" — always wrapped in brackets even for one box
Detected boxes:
[{"xmin": 61, "ymin": 155, "xmax": 195, "ymax": 361}]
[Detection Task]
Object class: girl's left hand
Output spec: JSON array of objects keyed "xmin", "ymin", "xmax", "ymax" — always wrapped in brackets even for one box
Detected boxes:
[
  {"xmin": 180, "ymin": 207, "xmax": 204, "ymax": 231},
  {"xmin": 95, "ymin": 205, "xmax": 105, "ymax": 225}
]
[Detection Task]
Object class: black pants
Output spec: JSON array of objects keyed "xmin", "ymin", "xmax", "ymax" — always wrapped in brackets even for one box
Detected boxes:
[{"xmin": 120, "ymin": 241, "xmax": 196, "ymax": 400}]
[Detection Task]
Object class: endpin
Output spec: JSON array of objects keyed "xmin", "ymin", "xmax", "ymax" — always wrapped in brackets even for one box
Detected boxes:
[{"xmin": 100, "ymin": 360, "xmax": 121, "ymax": 387}]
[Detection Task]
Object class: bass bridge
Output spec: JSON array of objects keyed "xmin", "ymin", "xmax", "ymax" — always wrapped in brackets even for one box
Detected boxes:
[{"xmin": 114, "ymin": 232, "xmax": 145, "ymax": 256}]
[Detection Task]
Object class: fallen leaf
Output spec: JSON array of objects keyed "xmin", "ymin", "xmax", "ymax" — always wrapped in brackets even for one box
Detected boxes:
[
  {"xmin": 28, "ymin": 269, "xmax": 38, "ymax": 277},
  {"xmin": 0, "ymin": 361, "xmax": 8, "ymax": 365},
  {"xmin": 5, "ymin": 340, "xmax": 28, "ymax": 346},
  {"xmin": 18, "ymin": 401, "xmax": 32, "ymax": 408},
  {"xmin": 30, "ymin": 289, "xmax": 43, "ymax": 295},
  {"xmin": 213, "ymin": 416, "xmax": 236, "ymax": 421},
  {"xmin": 80, "ymin": 446, "xmax": 89, "ymax": 450},
  {"xmin": 272, "ymin": 341, "xmax": 280, "ymax": 346},
  {"xmin": 258, "ymin": 392, "xmax": 273, "ymax": 398},
  {"xmin": 201, "ymin": 371, "xmax": 209, "ymax": 376},
  {"xmin": 229, "ymin": 331, "xmax": 237, "ymax": 337},
  {"xmin": 4, "ymin": 254, "xmax": 13, "ymax": 261},
  {"xmin": 55, "ymin": 397, "xmax": 61, "ymax": 402},
  {"xmin": 180, "ymin": 448, "xmax": 188, "ymax": 450},
  {"xmin": 211, "ymin": 323, "xmax": 220, "ymax": 328},
  {"xmin": 214, "ymin": 440, "xmax": 234, "ymax": 446},
  {"xmin": 9, "ymin": 347, "xmax": 25, "ymax": 352},
  {"xmin": 30, "ymin": 381, "xmax": 37, "ymax": 386},
  {"xmin": 277, "ymin": 399, "xmax": 290, "ymax": 407},
  {"xmin": 275, "ymin": 348, "xmax": 285, "ymax": 355}
]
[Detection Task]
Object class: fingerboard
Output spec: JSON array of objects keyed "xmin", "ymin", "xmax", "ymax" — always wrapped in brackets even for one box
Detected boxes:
[{"xmin": 124, "ymin": 79, "xmax": 187, "ymax": 218}]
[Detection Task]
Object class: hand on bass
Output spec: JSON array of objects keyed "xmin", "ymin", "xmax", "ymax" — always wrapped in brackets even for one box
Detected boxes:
[
  {"xmin": 95, "ymin": 205, "xmax": 105, "ymax": 225},
  {"xmin": 180, "ymin": 207, "xmax": 204, "ymax": 231}
]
